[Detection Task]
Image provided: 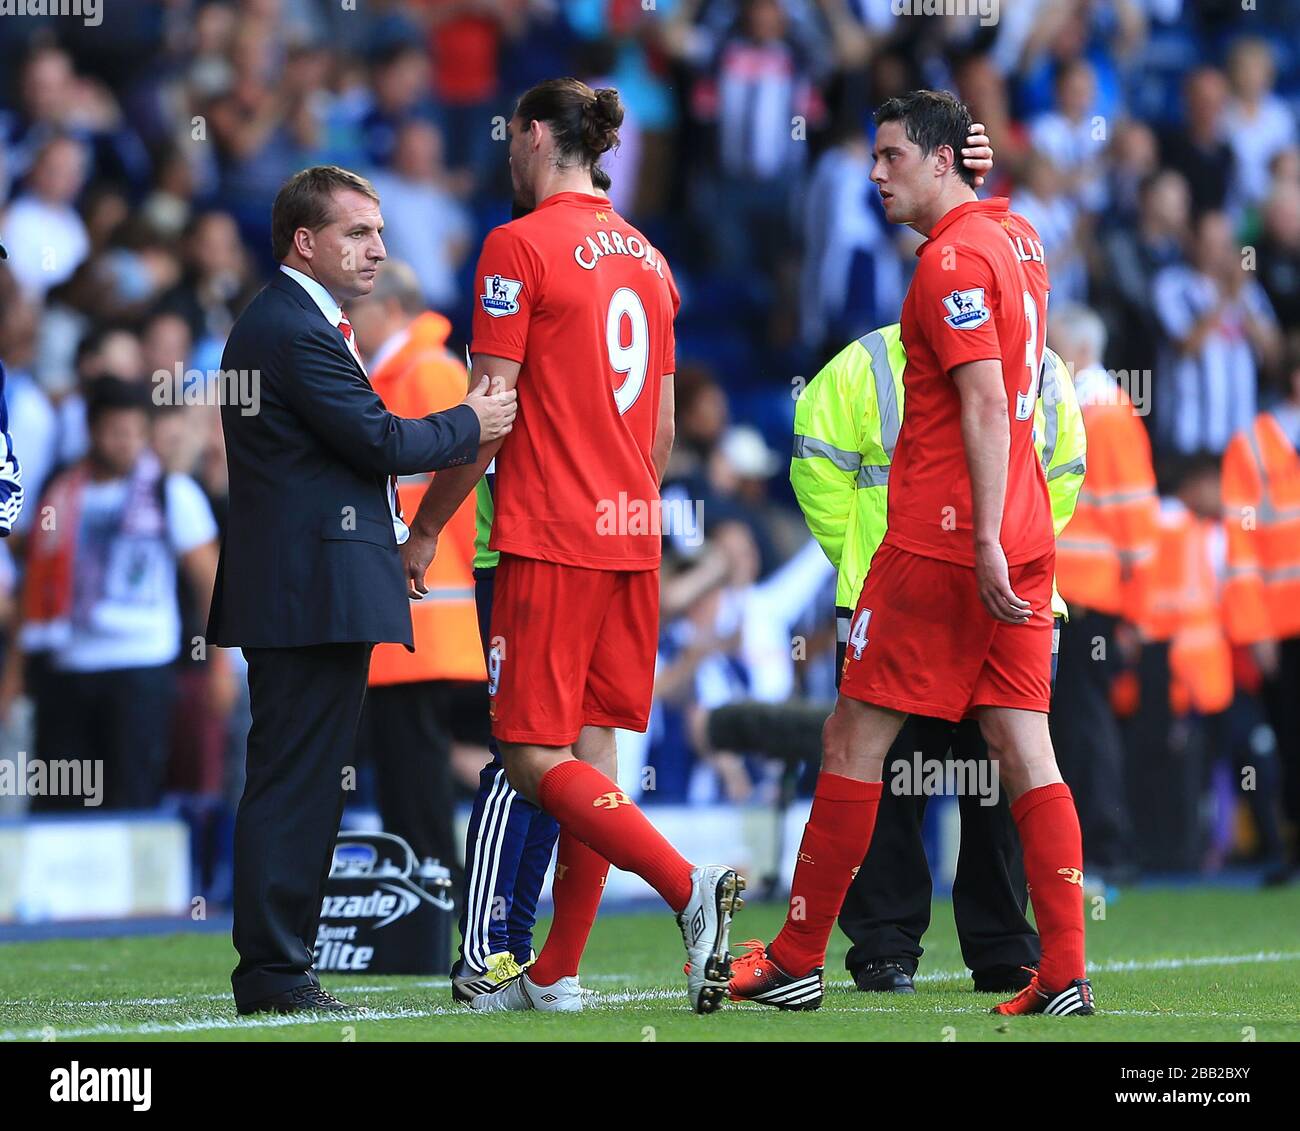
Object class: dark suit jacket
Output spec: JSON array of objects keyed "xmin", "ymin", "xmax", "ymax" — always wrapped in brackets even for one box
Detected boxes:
[{"xmin": 207, "ymin": 270, "xmax": 480, "ymax": 649}]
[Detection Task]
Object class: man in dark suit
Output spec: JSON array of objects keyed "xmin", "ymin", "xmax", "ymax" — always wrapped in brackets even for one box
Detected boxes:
[{"xmin": 209, "ymin": 165, "xmax": 516, "ymax": 1015}]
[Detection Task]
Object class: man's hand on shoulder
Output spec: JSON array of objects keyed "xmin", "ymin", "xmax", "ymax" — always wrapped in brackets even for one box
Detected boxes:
[{"xmin": 462, "ymin": 375, "xmax": 517, "ymax": 442}]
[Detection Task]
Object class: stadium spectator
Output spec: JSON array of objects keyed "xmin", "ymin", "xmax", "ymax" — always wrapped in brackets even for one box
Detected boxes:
[
  {"xmin": 1028, "ymin": 56, "xmax": 1108, "ymax": 215},
  {"xmin": 800, "ymin": 119, "xmax": 905, "ymax": 356},
  {"xmin": 157, "ymin": 210, "xmax": 258, "ymax": 373},
  {"xmin": 368, "ymin": 121, "xmax": 473, "ymax": 311},
  {"xmin": 10, "ymin": 377, "xmax": 220, "ymax": 810},
  {"xmin": 1012, "ymin": 151, "xmax": 1087, "ymax": 304},
  {"xmin": 1255, "ymin": 181, "xmax": 1300, "ymax": 333},
  {"xmin": 1222, "ymin": 38, "xmax": 1298, "ymax": 210},
  {"xmin": 1106, "ymin": 120, "xmax": 1159, "ymax": 226},
  {"xmin": 1153, "ymin": 209, "xmax": 1281, "ymax": 454},
  {"xmin": 695, "ymin": 0, "xmax": 819, "ymax": 283},
  {"xmin": 422, "ymin": 0, "xmax": 527, "ymax": 183},
  {"xmin": 356, "ymin": 42, "xmax": 440, "ymax": 170},
  {"xmin": 1094, "ymin": 168, "xmax": 1190, "ymax": 384},
  {"xmin": 1, "ymin": 135, "xmax": 90, "ymax": 300},
  {"xmin": 1159, "ymin": 67, "xmax": 1236, "ymax": 218}
]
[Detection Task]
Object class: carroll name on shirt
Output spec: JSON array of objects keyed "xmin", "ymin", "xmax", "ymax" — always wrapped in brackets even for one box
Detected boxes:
[{"xmin": 574, "ymin": 228, "xmax": 667, "ymax": 278}]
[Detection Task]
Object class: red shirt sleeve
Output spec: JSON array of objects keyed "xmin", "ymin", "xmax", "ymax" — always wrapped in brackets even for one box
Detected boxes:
[
  {"xmin": 470, "ymin": 225, "xmax": 543, "ymax": 364},
  {"xmin": 912, "ymin": 245, "xmax": 1002, "ymax": 376}
]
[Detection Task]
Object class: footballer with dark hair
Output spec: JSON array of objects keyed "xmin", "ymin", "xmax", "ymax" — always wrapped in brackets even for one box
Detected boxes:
[{"xmin": 729, "ymin": 89, "xmax": 1095, "ymax": 1018}]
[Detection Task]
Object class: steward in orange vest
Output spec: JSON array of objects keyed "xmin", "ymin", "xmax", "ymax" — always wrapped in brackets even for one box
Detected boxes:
[
  {"xmin": 1222, "ymin": 405, "xmax": 1300, "ymax": 645},
  {"xmin": 366, "ymin": 310, "xmax": 485, "ymax": 686},
  {"xmin": 1139, "ymin": 455, "xmax": 1233, "ymax": 717},
  {"xmin": 1220, "ymin": 354, "xmax": 1300, "ymax": 884},
  {"xmin": 1055, "ymin": 364, "xmax": 1160, "ymax": 620}
]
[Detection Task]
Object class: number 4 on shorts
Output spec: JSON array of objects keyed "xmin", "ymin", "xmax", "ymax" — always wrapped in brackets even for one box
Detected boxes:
[{"xmin": 849, "ymin": 608, "xmax": 871, "ymax": 660}]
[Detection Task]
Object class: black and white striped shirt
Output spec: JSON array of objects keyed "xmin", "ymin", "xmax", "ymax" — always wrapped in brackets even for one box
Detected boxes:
[{"xmin": 1152, "ymin": 265, "xmax": 1277, "ymax": 454}]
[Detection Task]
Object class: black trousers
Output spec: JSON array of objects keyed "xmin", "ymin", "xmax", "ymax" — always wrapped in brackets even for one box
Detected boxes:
[
  {"xmin": 1050, "ymin": 610, "xmax": 1131, "ymax": 871},
  {"xmin": 358, "ymin": 680, "xmax": 474, "ymax": 878},
  {"xmin": 231, "ymin": 642, "xmax": 372, "ymax": 1008},
  {"xmin": 31, "ymin": 660, "xmax": 175, "ymax": 811},
  {"xmin": 838, "ymin": 715, "xmax": 1039, "ymax": 978}
]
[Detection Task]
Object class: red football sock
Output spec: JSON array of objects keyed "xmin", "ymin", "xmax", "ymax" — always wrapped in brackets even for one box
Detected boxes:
[
  {"xmin": 538, "ymin": 759, "xmax": 693, "ymax": 913},
  {"xmin": 1012, "ymin": 782, "xmax": 1086, "ymax": 990},
  {"xmin": 529, "ymin": 830, "xmax": 609, "ymax": 984},
  {"xmin": 769, "ymin": 773, "xmax": 882, "ymax": 976}
]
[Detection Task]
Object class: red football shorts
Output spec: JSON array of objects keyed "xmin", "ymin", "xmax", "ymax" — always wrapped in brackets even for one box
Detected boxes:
[
  {"xmin": 839, "ymin": 543, "xmax": 1054, "ymax": 722},
  {"xmin": 488, "ymin": 553, "xmax": 659, "ymax": 746}
]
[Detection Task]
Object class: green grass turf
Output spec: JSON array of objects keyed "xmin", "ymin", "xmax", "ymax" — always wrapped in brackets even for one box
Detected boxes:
[{"xmin": 1, "ymin": 886, "xmax": 1297, "ymax": 1042}]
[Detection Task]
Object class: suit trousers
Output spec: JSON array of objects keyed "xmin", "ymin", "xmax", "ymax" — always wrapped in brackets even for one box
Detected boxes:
[{"xmin": 231, "ymin": 642, "xmax": 373, "ymax": 1008}]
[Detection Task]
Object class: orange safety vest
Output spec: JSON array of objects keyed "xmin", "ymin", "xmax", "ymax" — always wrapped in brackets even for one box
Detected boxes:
[
  {"xmin": 1054, "ymin": 371, "xmax": 1159, "ymax": 619},
  {"xmin": 1221, "ymin": 410, "xmax": 1300, "ymax": 644},
  {"xmin": 1140, "ymin": 501, "xmax": 1233, "ymax": 716},
  {"xmin": 368, "ymin": 312, "xmax": 485, "ymax": 686}
]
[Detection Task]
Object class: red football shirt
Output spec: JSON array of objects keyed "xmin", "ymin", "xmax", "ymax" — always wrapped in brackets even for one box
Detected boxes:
[
  {"xmin": 470, "ymin": 191, "xmax": 680, "ymax": 571},
  {"xmin": 884, "ymin": 196, "xmax": 1055, "ymax": 567}
]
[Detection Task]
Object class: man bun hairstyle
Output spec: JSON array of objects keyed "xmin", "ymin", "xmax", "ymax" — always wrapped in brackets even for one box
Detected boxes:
[
  {"xmin": 515, "ymin": 78, "xmax": 623, "ymax": 185},
  {"xmin": 271, "ymin": 165, "xmax": 379, "ymax": 262},
  {"xmin": 874, "ymin": 89, "xmax": 977, "ymax": 188}
]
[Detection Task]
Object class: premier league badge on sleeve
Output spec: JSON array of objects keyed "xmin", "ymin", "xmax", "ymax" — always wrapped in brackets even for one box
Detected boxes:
[
  {"xmin": 481, "ymin": 274, "xmax": 523, "ymax": 317},
  {"xmin": 942, "ymin": 288, "xmax": 990, "ymax": 330}
]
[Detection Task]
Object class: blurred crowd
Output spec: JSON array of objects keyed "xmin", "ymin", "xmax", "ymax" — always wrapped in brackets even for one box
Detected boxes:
[{"xmin": 2, "ymin": 0, "xmax": 1300, "ymax": 902}]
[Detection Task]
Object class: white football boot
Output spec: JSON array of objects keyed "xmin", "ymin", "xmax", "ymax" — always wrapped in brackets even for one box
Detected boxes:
[
  {"xmin": 470, "ymin": 971, "xmax": 585, "ymax": 1013},
  {"xmin": 678, "ymin": 864, "xmax": 746, "ymax": 1014}
]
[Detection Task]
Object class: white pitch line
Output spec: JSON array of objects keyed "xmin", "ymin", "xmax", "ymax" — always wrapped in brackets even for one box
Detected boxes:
[
  {"xmin": 5, "ymin": 949, "xmax": 1297, "ymax": 1041},
  {"xmin": 0, "ymin": 1006, "xmax": 465, "ymax": 1041}
]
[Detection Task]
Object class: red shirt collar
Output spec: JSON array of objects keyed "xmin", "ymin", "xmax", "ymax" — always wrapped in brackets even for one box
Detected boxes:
[
  {"xmin": 918, "ymin": 196, "xmax": 1010, "ymax": 256},
  {"xmin": 534, "ymin": 191, "xmax": 612, "ymax": 212}
]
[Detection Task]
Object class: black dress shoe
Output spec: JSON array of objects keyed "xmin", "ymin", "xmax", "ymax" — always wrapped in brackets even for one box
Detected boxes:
[
  {"xmin": 972, "ymin": 964, "xmax": 1037, "ymax": 994},
  {"xmin": 238, "ymin": 985, "xmax": 366, "ymax": 1016},
  {"xmin": 852, "ymin": 959, "xmax": 916, "ymax": 993}
]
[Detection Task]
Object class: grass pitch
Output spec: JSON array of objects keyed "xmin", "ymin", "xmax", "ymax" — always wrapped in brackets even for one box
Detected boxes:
[{"xmin": 1, "ymin": 886, "xmax": 1297, "ymax": 1042}]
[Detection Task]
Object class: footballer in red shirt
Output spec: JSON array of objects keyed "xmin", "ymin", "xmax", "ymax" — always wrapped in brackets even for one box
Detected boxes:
[
  {"xmin": 729, "ymin": 91, "xmax": 1093, "ymax": 1019},
  {"xmin": 403, "ymin": 79, "xmax": 743, "ymax": 1015}
]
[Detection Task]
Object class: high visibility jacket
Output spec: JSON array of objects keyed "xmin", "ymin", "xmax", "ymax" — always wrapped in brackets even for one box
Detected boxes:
[
  {"xmin": 1054, "ymin": 365, "xmax": 1158, "ymax": 619},
  {"xmin": 473, "ymin": 471, "xmax": 498, "ymax": 571},
  {"xmin": 1140, "ymin": 499, "xmax": 1233, "ymax": 715},
  {"xmin": 1221, "ymin": 410, "xmax": 1300, "ymax": 643},
  {"xmin": 368, "ymin": 312, "xmax": 486, "ymax": 686},
  {"xmin": 790, "ymin": 323, "xmax": 1086, "ymax": 618}
]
